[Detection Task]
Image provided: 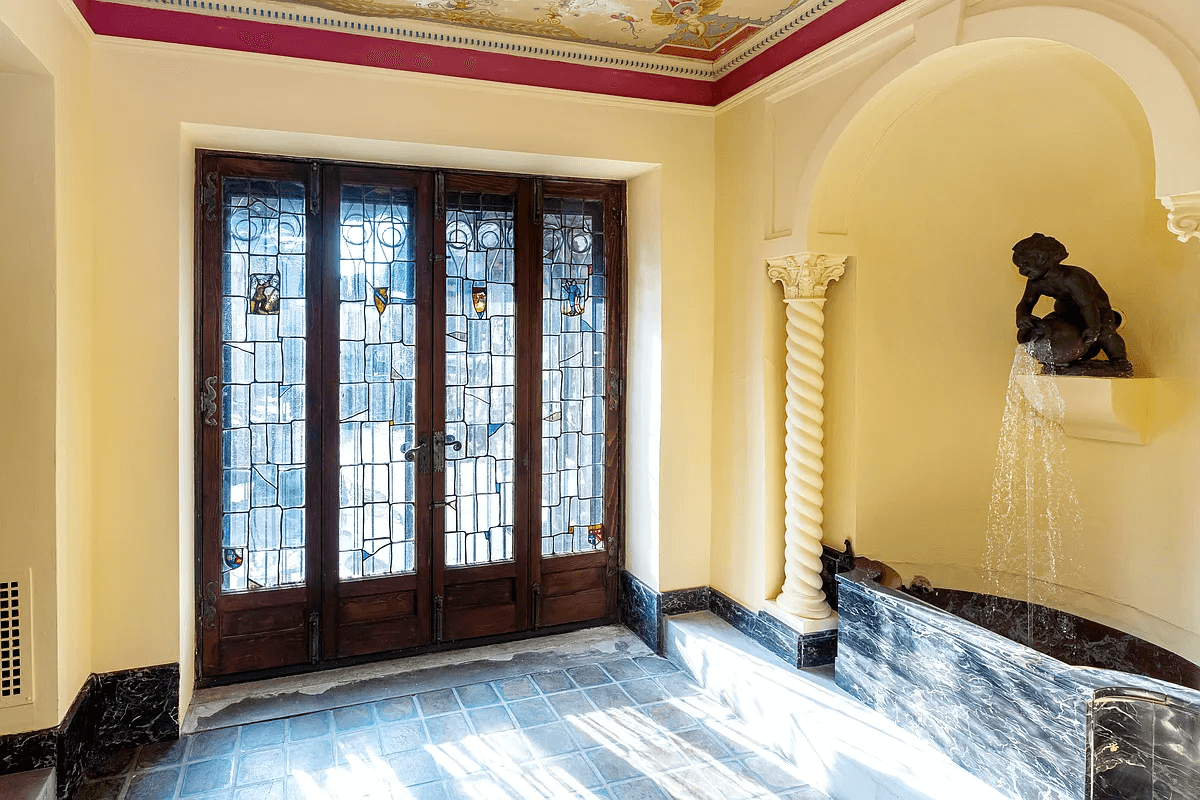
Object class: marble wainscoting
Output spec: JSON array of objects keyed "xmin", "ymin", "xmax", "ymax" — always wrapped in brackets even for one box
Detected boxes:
[
  {"xmin": 620, "ymin": 571, "xmax": 836, "ymax": 668},
  {"xmin": 0, "ymin": 663, "xmax": 179, "ymax": 799},
  {"xmin": 835, "ymin": 571, "xmax": 1200, "ymax": 800}
]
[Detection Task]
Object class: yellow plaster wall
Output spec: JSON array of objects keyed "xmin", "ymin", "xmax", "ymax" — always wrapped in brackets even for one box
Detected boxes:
[
  {"xmin": 805, "ymin": 44, "xmax": 1200, "ymax": 659},
  {"xmin": 0, "ymin": 0, "xmax": 93, "ymax": 735},
  {"xmin": 87, "ymin": 40, "xmax": 716, "ymax": 691}
]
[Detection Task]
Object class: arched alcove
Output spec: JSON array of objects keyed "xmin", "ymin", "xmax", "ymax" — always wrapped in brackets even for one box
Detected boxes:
[{"xmin": 806, "ymin": 40, "xmax": 1200, "ymax": 661}]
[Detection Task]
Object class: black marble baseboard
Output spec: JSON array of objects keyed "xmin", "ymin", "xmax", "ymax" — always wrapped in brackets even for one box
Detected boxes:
[
  {"xmin": 620, "ymin": 570, "xmax": 836, "ymax": 668},
  {"xmin": 0, "ymin": 663, "xmax": 179, "ymax": 799}
]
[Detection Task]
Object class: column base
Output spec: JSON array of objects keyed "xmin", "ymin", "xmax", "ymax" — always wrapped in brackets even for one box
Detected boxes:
[{"xmin": 762, "ymin": 600, "xmax": 840, "ymax": 635}]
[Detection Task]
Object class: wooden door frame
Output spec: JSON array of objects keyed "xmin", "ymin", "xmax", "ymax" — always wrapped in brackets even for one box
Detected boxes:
[{"xmin": 193, "ymin": 150, "xmax": 628, "ymax": 688}]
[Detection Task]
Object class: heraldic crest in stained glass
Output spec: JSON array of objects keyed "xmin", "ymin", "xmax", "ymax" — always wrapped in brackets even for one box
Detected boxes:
[
  {"xmin": 249, "ymin": 273, "xmax": 282, "ymax": 315},
  {"xmin": 223, "ymin": 547, "xmax": 245, "ymax": 571}
]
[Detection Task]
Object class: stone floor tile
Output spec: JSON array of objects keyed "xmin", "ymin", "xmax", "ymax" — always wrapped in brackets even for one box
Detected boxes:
[
  {"xmin": 546, "ymin": 691, "xmax": 595, "ymax": 720},
  {"xmin": 599, "ymin": 659, "xmax": 647, "ymax": 682},
  {"xmin": 468, "ymin": 704, "xmax": 516, "ymax": 734},
  {"xmin": 508, "ymin": 697, "xmax": 557, "ymax": 727},
  {"xmin": 236, "ymin": 747, "xmax": 287, "ymax": 784},
  {"xmin": 476, "ymin": 729, "xmax": 533, "ymax": 764},
  {"xmin": 125, "ymin": 767, "xmax": 182, "ymax": 800},
  {"xmin": 494, "ymin": 676, "xmax": 537, "ymax": 701},
  {"xmin": 385, "ymin": 749, "xmax": 441, "ymax": 786},
  {"xmin": 287, "ymin": 711, "xmax": 333, "ymax": 742},
  {"xmin": 86, "ymin": 745, "xmax": 140, "ymax": 778},
  {"xmin": 625, "ymin": 736, "xmax": 690, "ymax": 773},
  {"xmin": 655, "ymin": 674, "xmax": 703, "ymax": 699},
  {"xmin": 425, "ymin": 712, "xmax": 472, "ymax": 745},
  {"xmin": 674, "ymin": 727, "xmax": 730, "ymax": 761},
  {"xmin": 374, "ymin": 695, "xmax": 418, "ymax": 723},
  {"xmin": 188, "ymin": 791, "xmax": 234, "ymax": 800},
  {"xmin": 136, "ymin": 738, "xmax": 190, "ymax": 770},
  {"xmin": 534, "ymin": 752, "xmax": 604, "ymax": 790},
  {"xmin": 455, "ymin": 682, "xmax": 502, "ymax": 708},
  {"xmin": 564, "ymin": 719, "xmax": 609, "ymax": 750},
  {"xmin": 638, "ymin": 702, "xmax": 699, "ymax": 732},
  {"xmin": 530, "ymin": 670, "xmax": 576, "ymax": 694},
  {"xmin": 405, "ymin": 781, "xmax": 451, "ymax": 800},
  {"xmin": 287, "ymin": 738, "xmax": 335, "ymax": 773},
  {"xmin": 633, "ymin": 657, "xmax": 679, "ymax": 676},
  {"xmin": 379, "ymin": 720, "xmax": 427, "ymax": 754},
  {"xmin": 181, "ymin": 758, "xmax": 234, "ymax": 796},
  {"xmin": 621, "ymin": 679, "xmax": 670, "ymax": 706},
  {"xmin": 234, "ymin": 779, "xmax": 285, "ymax": 800},
  {"xmin": 190, "ymin": 729, "xmax": 239, "ymax": 760},
  {"xmin": 76, "ymin": 778, "xmax": 126, "ymax": 800},
  {"xmin": 332, "ymin": 703, "xmax": 375, "ymax": 732},
  {"xmin": 566, "ymin": 665, "xmax": 613, "ymax": 687},
  {"xmin": 702, "ymin": 722, "xmax": 758, "ymax": 757},
  {"xmin": 239, "ymin": 720, "xmax": 286, "ymax": 751},
  {"xmin": 523, "ymin": 721, "xmax": 579, "ymax": 759},
  {"xmin": 335, "ymin": 728, "xmax": 383, "ymax": 763},
  {"xmin": 585, "ymin": 748, "xmax": 644, "ymax": 783},
  {"xmin": 608, "ymin": 779, "xmax": 670, "ymax": 800},
  {"xmin": 741, "ymin": 755, "xmax": 805, "ymax": 792},
  {"xmin": 586, "ymin": 684, "xmax": 635, "ymax": 711},
  {"xmin": 417, "ymin": 689, "xmax": 462, "ymax": 716},
  {"xmin": 780, "ymin": 788, "xmax": 833, "ymax": 800}
]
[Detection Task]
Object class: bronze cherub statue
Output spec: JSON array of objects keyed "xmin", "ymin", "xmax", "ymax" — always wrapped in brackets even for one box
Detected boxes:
[{"xmin": 1012, "ymin": 233, "xmax": 1132, "ymax": 377}]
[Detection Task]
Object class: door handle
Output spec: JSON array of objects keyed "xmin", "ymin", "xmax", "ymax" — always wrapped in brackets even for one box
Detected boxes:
[{"xmin": 404, "ymin": 434, "xmax": 431, "ymax": 474}]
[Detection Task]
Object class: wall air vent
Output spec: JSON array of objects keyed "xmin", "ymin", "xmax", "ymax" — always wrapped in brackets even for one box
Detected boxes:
[{"xmin": 0, "ymin": 579, "xmax": 28, "ymax": 707}]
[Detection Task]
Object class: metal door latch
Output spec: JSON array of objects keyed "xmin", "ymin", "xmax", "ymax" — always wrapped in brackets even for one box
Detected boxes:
[
  {"xmin": 200, "ymin": 376, "xmax": 220, "ymax": 427},
  {"xmin": 433, "ymin": 595, "xmax": 444, "ymax": 643},
  {"xmin": 433, "ymin": 431, "xmax": 462, "ymax": 473},
  {"xmin": 404, "ymin": 434, "xmax": 431, "ymax": 474}
]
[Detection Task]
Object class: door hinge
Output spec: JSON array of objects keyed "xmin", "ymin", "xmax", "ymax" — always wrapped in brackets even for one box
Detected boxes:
[
  {"xmin": 309, "ymin": 163, "xmax": 321, "ymax": 215},
  {"xmin": 435, "ymin": 173, "xmax": 445, "ymax": 220},
  {"xmin": 534, "ymin": 180, "xmax": 544, "ymax": 227},
  {"xmin": 433, "ymin": 595, "xmax": 444, "ymax": 643},
  {"xmin": 607, "ymin": 369, "xmax": 622, "ymax": 412},
  {"xmin": 308, "ymin": 611, "xmax": 321, "ymax": 663},
  {"xmin": 200, "ymin": 171, "xmax": 219, "ymax": 222},
  {"xmin": 615, "ymin": 205, "xmax": 625, "ymax": 227},
  {"xmin": 404, "ymin": 434, "xmax": 431, "ymax": 474},
  {"xmin": 200, "ymin": 580, "xmax": 218, "ymax": 630},
  {"xmin": 531, "ymin": 582, "xmax": 541, "ymax": 630},
  {"xmin": 200, "ymin": 376, "xmax": 220, "ymax": 427}
]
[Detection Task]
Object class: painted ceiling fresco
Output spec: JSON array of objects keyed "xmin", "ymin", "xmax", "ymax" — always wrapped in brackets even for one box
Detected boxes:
[{"xmin": 268, "ymin": 0, "xmax": 824, "ymax": 61}]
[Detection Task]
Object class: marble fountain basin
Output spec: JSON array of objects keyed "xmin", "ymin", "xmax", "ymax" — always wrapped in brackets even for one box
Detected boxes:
[{"xmin": 834, "ymin": 571, "xmax": 1200, "ymax": 800}]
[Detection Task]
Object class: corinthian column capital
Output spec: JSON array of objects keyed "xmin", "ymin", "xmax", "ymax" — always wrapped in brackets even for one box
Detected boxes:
[{"xmin": 766, "ymin": 253, "xmax": 848, "ymax": 301}]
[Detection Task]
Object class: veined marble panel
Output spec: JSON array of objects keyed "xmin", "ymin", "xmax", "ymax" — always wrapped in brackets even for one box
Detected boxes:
[{"xmin": 835, "ymin": 572, "xmax": 1200, "ymax": 800}]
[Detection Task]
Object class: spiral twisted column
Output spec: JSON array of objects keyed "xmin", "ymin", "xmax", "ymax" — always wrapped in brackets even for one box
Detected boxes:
[{"xmin": 767, "ymin": 253, "xmax": 847, "ymax": 620}]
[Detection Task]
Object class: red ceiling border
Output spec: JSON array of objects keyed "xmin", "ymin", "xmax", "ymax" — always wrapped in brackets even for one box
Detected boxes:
[{"xmin": 77, "ymin": 0, "xmax": 898, "ymax": 107}]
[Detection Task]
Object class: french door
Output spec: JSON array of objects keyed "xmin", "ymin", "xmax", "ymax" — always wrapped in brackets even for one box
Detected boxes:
[{"xmin": 195, "ymin": 153, "xmax": 625, "ymax": 680}]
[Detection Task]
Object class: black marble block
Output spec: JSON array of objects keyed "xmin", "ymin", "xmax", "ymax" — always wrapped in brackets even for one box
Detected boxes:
[
  {"xmin": 1089, "ymin": 689, "xmax": 1200, "ymax": 800},
  {"xmin": 0, "ymin": 726, "xmax": 56, "ymax": 776},
  {"xmin": 619, "ymin": 570, "xmax": 660, "ymax": 652},
  {"xmin": 710, "ymin": 590, "xmax": 837, "ymax": 668},
  {"xmin": 659, "ymin": 586, "xmax": 710, "ymax": 617},
  {"xmin": 0, "ymin": 663, "xmax": 179, "ymax": 799},
  {"xmin": 835, "ymin": 572, "xmax": 1200, "ymax": 800}
]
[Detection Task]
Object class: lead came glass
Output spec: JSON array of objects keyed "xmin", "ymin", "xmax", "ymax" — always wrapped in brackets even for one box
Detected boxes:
[
  {"xmin": 338, "ymin": 185, "xmax": 419, "ymax": 579},
  {"xmin": 221, "ymin": 179, "xmax": 308, "ymax": 592},
  {"xmin": 444, "ymin": 193, "xmax": 516, "ymax": 566},
  {"xmin": 542, "ymin": 198, "xmax": 607, "ymax": 555}
]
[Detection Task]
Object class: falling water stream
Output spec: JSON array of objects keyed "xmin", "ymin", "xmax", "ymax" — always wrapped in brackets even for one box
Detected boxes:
[{"xmin": 982, "ymin": 343, "xmax": 1082, "ymax": 641}]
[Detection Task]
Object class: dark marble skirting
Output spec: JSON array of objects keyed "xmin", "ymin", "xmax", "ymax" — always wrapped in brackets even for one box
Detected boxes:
[
  {"xmin": 835, "ymin": 572, "xmax": 1200, "ymax": 800},
  {"xmin": 620, "ymin": 570, "xmax": 836, "ymax": 668},
  {"xmin": 0, "ymin": 663, "xmax": 180, "ymax": 799}
]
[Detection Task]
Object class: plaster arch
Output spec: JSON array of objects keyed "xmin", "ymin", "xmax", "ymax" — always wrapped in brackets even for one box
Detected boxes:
[{"xmin": 783, "ymin": 1, "xmax": 1200, "ymax": 252}]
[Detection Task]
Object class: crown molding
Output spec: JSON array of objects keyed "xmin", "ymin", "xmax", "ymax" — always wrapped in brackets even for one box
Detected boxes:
[
  {"xmin": 93, "ymin": 31, "xmax": 717, "ymax": 116},
  {"xmin": 54, "ymin": 0, "xmax": 97, "ymax": 42},
  {"xmin": 715, "ymin": 0, "xmax": 940, "ymax": 112}
]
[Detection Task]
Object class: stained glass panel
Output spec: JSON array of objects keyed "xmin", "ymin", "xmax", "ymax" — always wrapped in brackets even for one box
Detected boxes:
[
  {"xmin": 221, "ymin": 178, "xmax": 308, "ymax": 592},
  {"xmin": 338, "ymin": 185, "xmax": 419, "ymax": 580},
  {"xmin": 542, "ymin": 198, "xmax": 607, "ymax": 556},
  {"xmin": 444, "ymin": 193, "xmax": 516, "ymax": 566}
]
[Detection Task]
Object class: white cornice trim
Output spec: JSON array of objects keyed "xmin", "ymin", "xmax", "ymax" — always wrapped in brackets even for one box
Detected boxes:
[
  {"xmin": 54, "ymin": 0, "xmax": 96, "ymax": 42},
  {"xmin": 92, "ymin": 33, "xmax": 717, "ymax": 116},
  {"xmin": 715, "ymin": 0, "xmax": 944, "ymax": 112}
]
